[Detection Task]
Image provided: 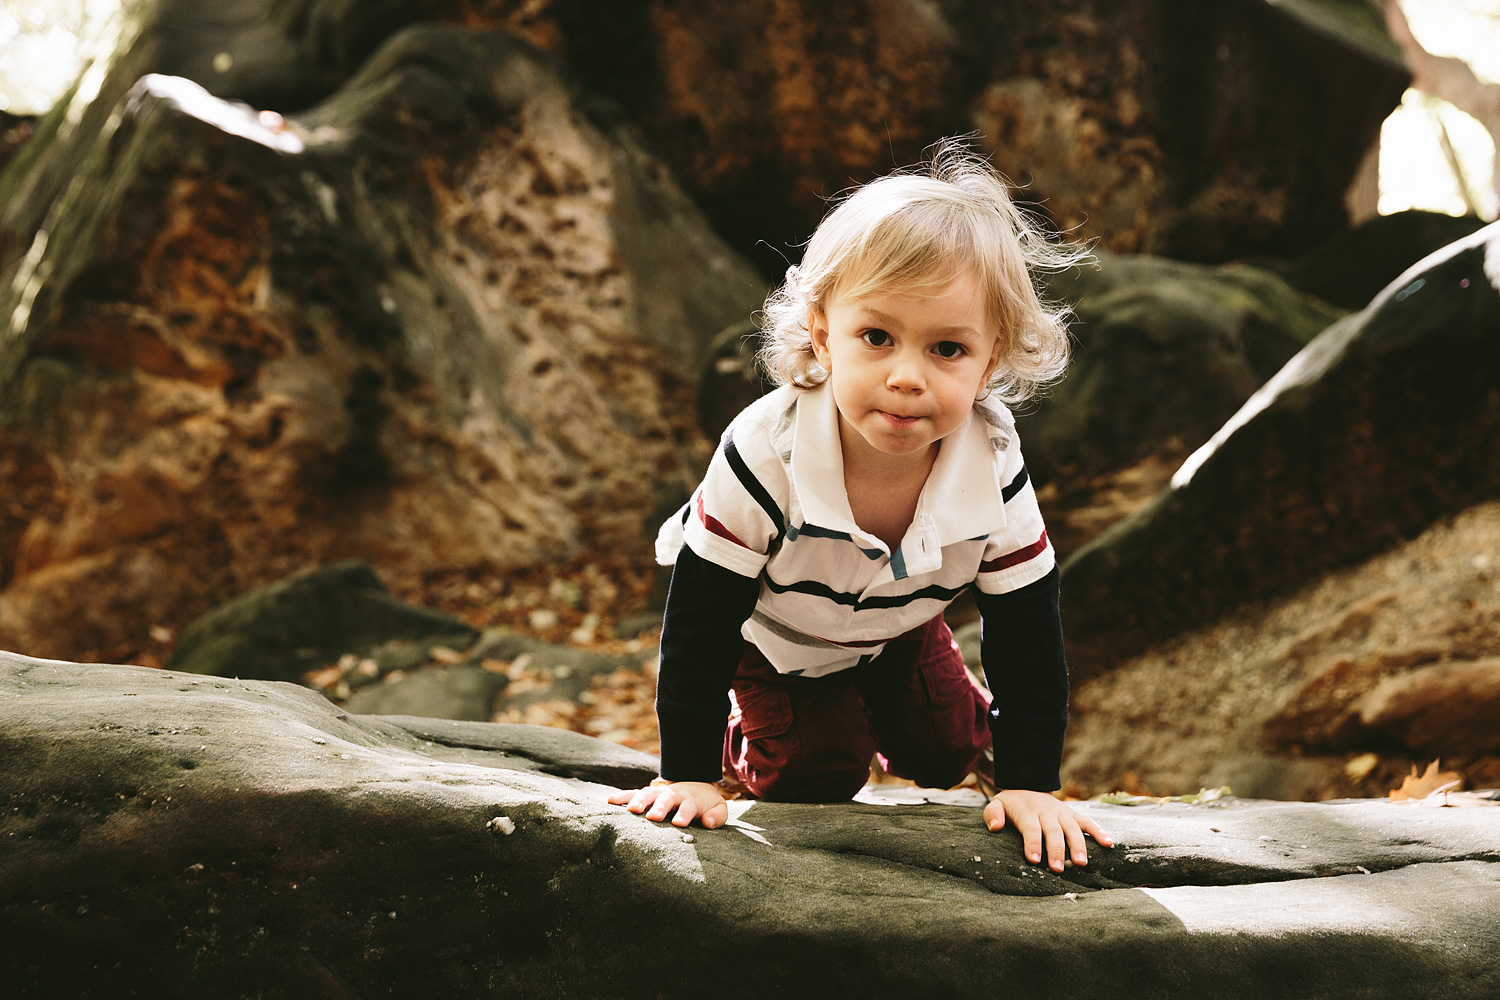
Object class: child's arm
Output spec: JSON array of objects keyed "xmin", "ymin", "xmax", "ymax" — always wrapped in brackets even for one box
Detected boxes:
[
  {"xmin": 973, "ymin": 564, "xmax": 1112, "ymax": 870},
  {"xmin": 607, "ymin": 545, "xmax": 759, "ymax": 829}
]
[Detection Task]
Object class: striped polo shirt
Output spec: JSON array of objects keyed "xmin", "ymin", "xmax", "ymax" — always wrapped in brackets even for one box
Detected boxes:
[{"xmin": 656, "ymin": 381, "xmax": 1054, "ymax": 677}]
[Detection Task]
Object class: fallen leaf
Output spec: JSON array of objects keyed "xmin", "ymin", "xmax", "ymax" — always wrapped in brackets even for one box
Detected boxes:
[{"xmin": 1388, "ymin": 760, "xmax": 1462, "ymax": 801}]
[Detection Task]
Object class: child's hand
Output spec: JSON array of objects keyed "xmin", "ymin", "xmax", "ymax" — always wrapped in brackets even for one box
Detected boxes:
[
  {"xmin": 608, "ymin": 780, "xmax": 729, "ymax": 830},
  {"xmin": 984, "ymin": 789, "xmax": 1113, "ymax": 872}
]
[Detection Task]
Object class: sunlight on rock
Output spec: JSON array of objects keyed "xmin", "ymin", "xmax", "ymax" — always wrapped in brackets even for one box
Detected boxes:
[{"xmin": 128, "ymin": 75, "xmax": 304, "ymax": 153}]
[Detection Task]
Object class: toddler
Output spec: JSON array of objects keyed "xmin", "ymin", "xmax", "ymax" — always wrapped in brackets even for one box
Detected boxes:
[{"xmin": 609, "ymin": 141, "xmax": 1111, "ymax": 871}]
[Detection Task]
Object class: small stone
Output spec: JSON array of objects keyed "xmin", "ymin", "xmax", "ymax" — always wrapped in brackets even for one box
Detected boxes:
[
  {"xmin": 487, "ymin": 816, "xmax": 516, "ymax": 835},
  {"xmin": 973, "ymin": 856, "xmax": 981, "ymax": 862},
  {"xmin": 1209, "ymin": 827, "xmax": 1221, "ymax": 833},
  {"xmin": 1357, "ymin": 865, "xmax": 1371, "ymax": 874},
  {"xmin": 681, "ymin": 833, "xmax": 694, "ymax": 843},
  {"xmin": 1063, "ymin": 892, "xmax": 1079, "ymax": 901},
  {"xmin": 311, "ymin": 738, "xmax": 327, "ymax": 745}
]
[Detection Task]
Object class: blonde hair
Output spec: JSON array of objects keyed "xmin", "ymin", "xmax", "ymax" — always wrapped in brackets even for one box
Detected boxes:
[{"xmin": 758, "ymin": 138, "xmax": 1084, "ymax": 404}]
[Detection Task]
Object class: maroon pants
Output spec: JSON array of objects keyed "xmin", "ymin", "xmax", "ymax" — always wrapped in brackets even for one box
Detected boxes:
[{"xmin": 722, "ymin": 616, "xmax": 992, "ymax": 802}]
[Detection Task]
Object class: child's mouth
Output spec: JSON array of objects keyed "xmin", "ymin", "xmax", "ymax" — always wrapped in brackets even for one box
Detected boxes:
[{"xmin": 878, "ymin": 411, "xmax": 919, "ymax": 428}]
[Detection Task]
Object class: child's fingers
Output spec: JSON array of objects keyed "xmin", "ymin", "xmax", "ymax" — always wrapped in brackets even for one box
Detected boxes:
[
  {"xmin": 702, "ymin": 799, "xmax": 728, "ymax": 830},
  {"xmin": 645, "ymin": 788, "xmax": 681, "ymax": 821},
  {"xmin": 1017, "ymin": 816, "xmax": 1043, "ymax": 865},
  {"xmin": 606, "ymin": 789, "xmax": 636, "ymax": 805},
  {"xmin": 1077, "ymin": 812, "xmax": 1113, "ymax": 847},
  {"xmin": 624, "ymin": 786, "xmax": 661, "ymax": 814},
  {"xmin": 1042, "ymin": 815, "xmax": 1067, "ymax": 872},
  {"xmin": 670, "ymin": 797, "xmax": 701, "ymax": 828},
  {"xmin": 1061, "ymin": 813, "xmax": 1090, "ymax": 867},
  {"xmin": 982, "ymin": 797, "xmax": 1006, "ymax": 832}
]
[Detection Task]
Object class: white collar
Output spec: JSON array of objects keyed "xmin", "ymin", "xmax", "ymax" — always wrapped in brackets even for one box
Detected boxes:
[{"xmin": 787, "ymin": 382, "xmax": 1011, "ymax": 556}]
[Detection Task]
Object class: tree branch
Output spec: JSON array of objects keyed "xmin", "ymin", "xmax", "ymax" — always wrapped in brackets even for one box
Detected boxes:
[{"xmin": 1381, "ymin": 0, "xmax": 1500, "ymax": 216}]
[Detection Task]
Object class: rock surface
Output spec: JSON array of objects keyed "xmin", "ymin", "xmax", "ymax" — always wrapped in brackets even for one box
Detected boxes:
[
  {"xmin": 1022, "ymin": 253, "xmax": 1344, "ymax": 554},
  {"xmin": 1266, "ymin": 208, "xmax": 1489, "ymax": 311},
  {"xmin": 0, "ymin": 25, "xmax": 762, "ymax": 662},
  {"xmin": 1064, "ymin": 500, "xmax": 1500, "ymax": 800},
  {"xmin": 580, "ymin": 0, "xmax": 1407, "ymax": 270},
  {"xmin": 168, "ymin": 561, "xmax": 476, "ymax": 683},
  {"xmin": 1061, "ymin": 222, "xmax": 1500, "ymax": 680},
  {"xmin": 2, "ymin": 653, "xmax": 1498, "ymax": 999},
  {"xmin": 2, "ymin": 0, "xmax": 1407, "ymax": 281}
]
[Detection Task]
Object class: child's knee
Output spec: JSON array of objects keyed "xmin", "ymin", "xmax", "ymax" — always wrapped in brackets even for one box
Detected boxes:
[
  {"xmin": 747, "ymin": 757, "xmax": 870, "ymax": 803},
  {"xmin": 881, "ymin": 742, "xmax": 986, "ymax": 791}
]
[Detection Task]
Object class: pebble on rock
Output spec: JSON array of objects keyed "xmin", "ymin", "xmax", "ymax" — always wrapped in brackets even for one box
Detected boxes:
[{"xmin": 487, "ymin": 816, "xmax": 516, "ymax": 835}]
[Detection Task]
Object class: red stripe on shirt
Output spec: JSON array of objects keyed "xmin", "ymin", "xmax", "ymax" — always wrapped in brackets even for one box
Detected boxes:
[
  {"xmin": 696, "ymin": 492, "xmax": 753, "ymax": 551},
  {"xmin": 979, "ymin": 529, "xmax": 1048, "ymax": 574}
]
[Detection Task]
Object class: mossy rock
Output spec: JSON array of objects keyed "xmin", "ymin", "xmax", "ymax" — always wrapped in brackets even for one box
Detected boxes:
[
  {"xmin": 1023, "ymin": 253, "xmax": 1346, "ymax": 484},
  {"xmin": 167, "ymin": 560, "xmax": 477, "ymax": 683}
]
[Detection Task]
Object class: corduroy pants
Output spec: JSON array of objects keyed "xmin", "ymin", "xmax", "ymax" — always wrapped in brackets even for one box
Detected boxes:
[{"xmin": 722, "ymin": 616, "xmax": 991, "ymax": 801}]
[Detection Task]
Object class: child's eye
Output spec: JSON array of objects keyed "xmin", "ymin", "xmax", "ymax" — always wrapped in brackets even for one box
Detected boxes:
[
  {"xmin": 933, "ymin": 341, "xmax": 966, "ymax": 359},
  {"xmin": 861, "ymin": 329, "xmax": 892, "ymax": 347}
]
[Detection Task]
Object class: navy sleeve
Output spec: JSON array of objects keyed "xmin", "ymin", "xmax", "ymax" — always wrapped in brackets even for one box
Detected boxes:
[
  {"xmin": 972, "ymin": 563, "xmax": 1068, "ymax": 792},
  {"xmin": 653, "ymin": 545, "xmax": 760, "ymax": 782}
]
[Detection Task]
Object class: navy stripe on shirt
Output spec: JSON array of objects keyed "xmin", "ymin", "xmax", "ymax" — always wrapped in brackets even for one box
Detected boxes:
[
  {"xmin": 762, "ymin": 573, "xmax": 970, "ymax": 609},
  {"xmin": 1002, "ymin": 464, "xmax": 1030, "ymax": 503},
  {"xmin": 723, "ymin": 430, "xmax": 786, "ymax": 551}
]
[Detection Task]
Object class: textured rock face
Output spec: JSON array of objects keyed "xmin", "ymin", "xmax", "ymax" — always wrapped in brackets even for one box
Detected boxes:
[
  {"xmin": 589, "ymin": 0, "xmax": 1407, "ymax": 271},
  {"xmin": 1021, "ymin": 253, "xmax": 1344, "ymax": 554},
  {"xmin": 7, "ymin": 0, "xmax": 1404, "ymax": 280},
  {"xmin": 1064, "ymin": 500, "xmax": 1500, "ymax": 799},
  {"xmin": 1061, "ymin": 222, "xmax": 1500, "ymax": 680},
  {"xmin": 0, "ymin": 27, "xmax": 763, "ymax": 662},
  {"xmin": 167, "ymin": 561, "xmax": 477, "ymax": 683},
  {"xmin": 3, "ymin": 654, "xmax": 1499, "ymax": 999},
  {"xmin": 1268, "ymin": 209, "xmax": 1489, "ymax": 311}
]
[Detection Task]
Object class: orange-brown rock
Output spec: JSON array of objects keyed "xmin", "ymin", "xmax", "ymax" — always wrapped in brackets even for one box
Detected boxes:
[
  {"xmin": 1063, "ymin": 501, "xmax": 1500, "ymax": 800},
  {"xmin": 46, "ymin": 0, "xmax": 1407, "ymax": 281},
  {"xmin": 0, "ymin": 29, "xmax": 764, "ymax": 663}
]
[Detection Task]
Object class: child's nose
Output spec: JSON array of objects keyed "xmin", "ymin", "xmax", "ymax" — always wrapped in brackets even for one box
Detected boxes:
[{"xmin": 886, "ymin": 353, "xmax": 926, "ymax": 391}]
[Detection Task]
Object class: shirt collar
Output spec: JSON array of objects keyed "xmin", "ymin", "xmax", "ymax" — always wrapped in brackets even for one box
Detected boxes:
[
  {"xmin": 787, "ymin": 381, "xmax": 1011, "ymax": 551},
  {"xmin": 788, "ymin": 382, "xmax": 862, "ymax": 536}
]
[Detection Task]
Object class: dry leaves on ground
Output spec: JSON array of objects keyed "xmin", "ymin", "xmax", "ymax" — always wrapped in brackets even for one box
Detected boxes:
[{"xmin": 1388, "ymin": 759, "xmax": 1499, "ymax": 806}]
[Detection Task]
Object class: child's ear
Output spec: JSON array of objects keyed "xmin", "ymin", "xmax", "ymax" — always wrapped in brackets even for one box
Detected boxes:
[
  {"xmin": 808, "ymin": 305, "xmax": 831, "ymax": 366},
  {"xmin": 980, "ymin": 336, "xmax": 1004, "ymax": 389}
]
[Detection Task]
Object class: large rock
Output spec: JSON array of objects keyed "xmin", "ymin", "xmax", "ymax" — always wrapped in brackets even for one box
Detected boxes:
[
  {"xmin": 612, "ymin": 0, "xmax": 1406, "ymax": 272},
  {"xmin": 1064, "ymin": 500, "xmax": 1500, "ymax": 800},
  {"xmin": 0, "ymin": 24, "xmax": 763, "ymax": 662},
  {"xmin": 1265, "ymin": 209, "xmax": 1489, "ymax": 311},
  {"xmin": 1019, "ymin": 253, "xmax": 1343, "ymax": 553},
  {"xmin": 3, "ymin": 653, "xmax": 1499, "ymax": 998},
  {"xmin": 1, "ymin": 0, "xmax": 1407, "ymax": 286},
  {"xmin": 340, "ymin": 664, "xmax": 508, "ymax": 722},
  {"xmin": 1061, "ymin": 222, "xmax": 1500, "ymax": 681},
  {"xmin": 167, "ymin": 561, "xmax": 476, "ymax": 683}
]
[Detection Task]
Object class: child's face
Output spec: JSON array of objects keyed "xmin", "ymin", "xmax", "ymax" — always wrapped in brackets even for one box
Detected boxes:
[{"xmin": 809, "ymin": 270, "xmax": 1001, "ymax": 469}]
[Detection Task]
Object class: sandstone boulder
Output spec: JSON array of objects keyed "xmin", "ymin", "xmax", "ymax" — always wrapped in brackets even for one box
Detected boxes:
[
  {"xmin": 622, "ymin": 0, "xmax": 1406, "ymax": 270},
  {"xmin": 0, "ymin": 24, "xmax": 763, "ymax": 662},
  {"xmin": 1021, "ymin": 253, "xmax": 1344, "ymax": 553},
  {"xmin": 1266, "ymin": 208, "xmax": 1489, "ymax": 311},
  {"xmin": 167, "ymin": 560, "xmax": 476, "ymax": 683},
  {"xmin": 5, "ymin": 0, "xmax": 1407, "ymax": 285},
  {"xmin": 1061, "ymin": 222, "xmax": 1500, "ymax": 680},
  {"xmin": 1064, "ymin": 501, "xmax": 1500, "ymax": 801},
  {"xmin": 3, "ymin": 652, "xmax": 1498, "ymax": 999}
]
